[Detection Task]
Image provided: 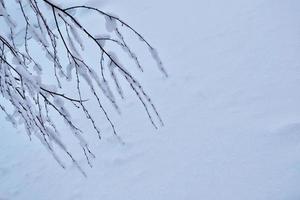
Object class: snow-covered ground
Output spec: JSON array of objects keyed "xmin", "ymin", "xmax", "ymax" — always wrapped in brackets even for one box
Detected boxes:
[{"xmin": 1, "ymin": 0, "xmax": 300, "ymax": 199}]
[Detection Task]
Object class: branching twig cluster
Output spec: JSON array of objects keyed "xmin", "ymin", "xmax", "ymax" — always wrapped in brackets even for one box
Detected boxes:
[{"xmin": 0, "ymin": 0, "xmax": 166, "ymax": 175}]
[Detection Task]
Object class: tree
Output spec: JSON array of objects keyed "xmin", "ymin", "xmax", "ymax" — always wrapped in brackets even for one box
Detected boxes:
[{"xmin": 0, "ymin": 0, "xmax": 166, "ymax": 175}]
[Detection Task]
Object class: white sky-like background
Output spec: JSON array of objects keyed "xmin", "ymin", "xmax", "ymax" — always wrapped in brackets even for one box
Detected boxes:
[{"xmin": 1, "ymin": 0, "xmax": 300, "ymax": 199}]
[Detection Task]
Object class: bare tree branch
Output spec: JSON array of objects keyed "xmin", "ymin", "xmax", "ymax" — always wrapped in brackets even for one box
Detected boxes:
[{"xmin": 0, "ymin": 0, "xmax": 166, "ymax": 174}]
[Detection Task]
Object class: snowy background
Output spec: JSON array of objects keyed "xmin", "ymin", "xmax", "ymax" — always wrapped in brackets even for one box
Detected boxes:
[{"xmin": 1, "ymin": 0, "xmax": 300, "ymax": 199}]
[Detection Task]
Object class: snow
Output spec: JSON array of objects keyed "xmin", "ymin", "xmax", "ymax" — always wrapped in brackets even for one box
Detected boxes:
[
  {"xmin": 105, "ymin": 16, "xmax": 117, "ymax": 32},
  {"xmin": 1, "ymin": 0, "xmax": 300, "ymax": 199}
]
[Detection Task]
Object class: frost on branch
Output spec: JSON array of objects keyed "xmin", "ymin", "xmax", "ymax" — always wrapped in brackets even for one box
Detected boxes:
[{"xmin": 0, "ymin": 0, "xmax": 166, "ymax": 175}]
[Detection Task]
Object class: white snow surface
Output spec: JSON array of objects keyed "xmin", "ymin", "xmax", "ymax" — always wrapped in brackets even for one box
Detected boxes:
[{"xmin": 1, "ymin": 0, "xmax": 300, "ymax": 199}]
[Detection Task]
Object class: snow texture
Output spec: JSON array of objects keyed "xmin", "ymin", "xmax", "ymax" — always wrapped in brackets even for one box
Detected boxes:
[{"xmin": 1, "ymin": 0, "xmax": 300, "ymax": 199}]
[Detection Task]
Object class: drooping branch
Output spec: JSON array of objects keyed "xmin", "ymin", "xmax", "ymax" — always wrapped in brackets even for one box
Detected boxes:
[{"xmin": 0, "ymin": 0, "xmax": 166, "ymax": 174}]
